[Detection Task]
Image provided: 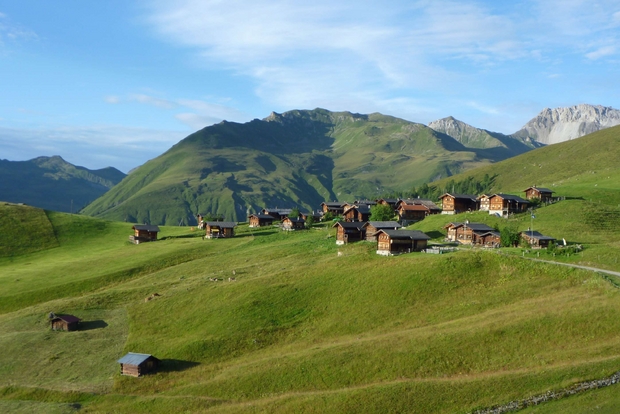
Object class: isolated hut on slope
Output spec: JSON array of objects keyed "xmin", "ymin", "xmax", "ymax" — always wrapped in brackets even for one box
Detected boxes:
[
  {"xmin": 117, "ymin": 352, "xmax": 161, "ymax": 377},
  {"xmin": 129, "ymin": 225, "xmax": 160, "ymax": 244},
  {"xmin": 49, "ymin": 313, "xmax": 81, "ymax": 331}
]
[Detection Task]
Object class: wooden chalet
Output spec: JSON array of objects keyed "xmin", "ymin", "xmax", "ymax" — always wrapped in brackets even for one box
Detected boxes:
[
  {"xmin": 520, "ymin": 230, "xmax": 556, "ymax": 248},
  {"xmin": 320, "ymin": 202, "xmax": 346, "ymax": 215},
  {"xmin": 473, "ymin": 231, "xmax": 502, "ymax": 248},
  {"xmin": 396, "ymin": 204, "xmax": 432, "ymax": 223},
  {"xmin": 363, "ymin": 221, "xmax": 402, "ymax": 241},
  {"xmin": 282, "ymin": 216, "xmax": 305, "ymax": 231},
  {"xmin": 117, "ymin": 352, "xmax": 161, "ymax": 377},
  {"xmin": 248, "ymin": 214, "xmax": 275, "ymax": 227},
  {"xmin": 444, "ymin": 222, "xmax": 495, "ymax": 244},
  {"xmin": 300, "ymin": 211, "xmax": 322, "ymax": 222},
  {"xmin": 488, "ymin": 194, "xmax": 530, "ymax": 216},
  {"xmin": 333, "ymin": 221, "xmax": 366, "ymax": 245},
  {"xmin": 523, "ymin": 186, "xmax": 554, "ymax": 203},
  {"xmin": 354, "ymin": 199, "xmax": 377, "ymax": 207},
  {"xmin": 261, "ymin": 208, "xmax": 293, "ymax": 220},
  {"xmin": 342, "ymin": 204, "xmax": 371, "ymax": 222},
  {"xmin": 477, "ymin": 194, "xmax": 491, "ymax": 211},
  {"xmin": 205, "ymin": 221, "xmax": 236, "ymax": 239},
  {"xmin": 49, "ymin": 314, "xmax": 81, "ymax": 332},
  {"xmin": 375, "ymin": 198, "xmax": 399, "ymax": 209},
  {"xmin": 438, "ymin": 193, "xmax": 478, "ymax": 215},
  {"xmin": 395, "ymin": 198, "xmax": 441, "ymax": 212},
  {"xmin": 129, "ymin": 225, "xmax": 160, "ymax": 244},
  {"xmin": 376, "ymin": 230, "xmax": 431, "ymax": 256}
]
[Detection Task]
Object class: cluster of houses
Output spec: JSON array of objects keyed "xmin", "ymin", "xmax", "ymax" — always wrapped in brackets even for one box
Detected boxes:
[{"xmin": 128, "ymin": 186, "xmax": 558, "ymax": 254}]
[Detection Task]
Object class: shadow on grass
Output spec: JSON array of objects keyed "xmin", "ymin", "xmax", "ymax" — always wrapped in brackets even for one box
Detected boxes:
[
  {"xmin": 425, "ymin": 230, "xmax": 446, "ymax": 240},
  {"xmin": 159, "ymin": 359, "xmax": 200, "ymax": 373},
  {"xmin": 237, "ymin": 229, "xmax": 279, "ymax": 238},
  {"xmin": 80, "ymin": 320, "xmax": 108, "ymax": 331}
]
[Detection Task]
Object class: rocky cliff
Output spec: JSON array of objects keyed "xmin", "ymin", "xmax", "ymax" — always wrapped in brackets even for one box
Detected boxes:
[{"xmin": 512, "ymin": 104, "xmax": 620, "ymax": 145}]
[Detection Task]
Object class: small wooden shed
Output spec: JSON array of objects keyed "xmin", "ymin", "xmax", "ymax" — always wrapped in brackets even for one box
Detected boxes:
[
  {"xmin": 129, "ymin": 225, "xmax": 160, "ymax": 244},
  {"xmin": 117, "ymin": 352, "xmax": 161, "ymax": 377},
  {"xmin": 333, "ymin": 221, "xmax": 366, "ymax": 244},
  {"xmin": 363, "ymin": 221, "xmax": 402, "ymax": 242},
  {"xmin": 521, "ymin": 231, "xmax": 556, "ymax": 249},
  {"xmin": 205, "ymin": 221, "xmax": 237, "ymax": 239},
  {"xmin": 282, "ymin": 216, "xmax": 305, "ymax": 231},
  {"xmin": 248, "ymin": 214, "xmax": 275, "ymax": 228},
  {"xmin": 50, "ymin": 314, "xmax": 81, "ymax": 331},
  {"xmin": 376, "ymin": 230, "xmax": 431, "ymax": 256}
]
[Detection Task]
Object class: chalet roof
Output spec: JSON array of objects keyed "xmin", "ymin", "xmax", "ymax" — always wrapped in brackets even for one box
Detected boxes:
[
  {"xmin": 521, "ymin": 230, "xmax": 556, "ymax": 241},
  {"xmin": 117, "ymin": 352, "xmax": 160, "ymax": 366},
  {"xmin": 491, "ymin": 194, "xmax": 529, "ymax": 203},
  {"xmin": 438, "ymin": 193, "xmax": 478, "ymax": 201},
  {"xmin": 398, "ymin": 198, "xmax": 441, "ymax": 210},
  {"xmin": 262, "ymin": 208, "xmax": 293, "ymax": 214},
  {"xmin": 132, "ymin": 225, "xmax": 160, "ymax": 232},
  {"xmin": 364, "ymin": 221, "xmax": 402, "ymax": 229},
  {"xmin": 344, "ymin": 205, "xmax": 371, "ymax": 214},
  {"xmin": 332, "ymin": 221, "xmax": 366, "ymax": 230},
  {"xmin": 444, "ymin": 222, "xmax": 495, "ymax": 232},
  {"xmin": 354, "ymin": 199, "xmax": 377, "ymax": 205},
  {"xmin": 321, "ymin": 202, "xmax": 345, "ymax": 208},
  {"xmin": 477, "ymin": 194, "xmax": 491, "ymax": 200},
  {"xmin": 51, "ymin": 314, "xmax": 81, "ymax": 323},
  {"xmin": 205, "ymin": 221, "xmax": 237, "ymax": 228},
  {"xmin": 379, "ymin": 229, "xmax": 431, "ymax": 240},
  {"xmin": 524, "ymin": 186, "xmax": 554, "ymax": 193},
  {"xmin": 284, "ymin": 217, "xmax": 305, "ymax": 223},
  {"xmin": 376, "ymin": 198, "xmax": 399, "ymax": 204},
  {"xmin": 249, "ymin": 214, "xmax": 274, "ymax": 220},
  {"xmin": 398, "ymin": 204, "xmax": 430, "ymax": 211},
  {"xmin": 476, "ymin": 231, "xmax": 501, "ymax": 237}
]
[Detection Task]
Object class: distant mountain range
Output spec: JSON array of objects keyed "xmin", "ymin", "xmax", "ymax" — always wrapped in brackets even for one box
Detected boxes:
[
  {"xmin": 3, "ymin": 104, "xmax": 619, "ymax": 223},
  {"xmin": 0, "ymin": 156, "xmax": 125, "ymax": 213},
  {"xmin": 80, "ymin": 109, "xmax": 537, "ymax": 224}
]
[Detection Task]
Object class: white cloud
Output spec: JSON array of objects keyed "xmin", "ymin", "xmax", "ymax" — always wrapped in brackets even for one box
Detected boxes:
[
  {"xmin": 0, "ymin": 12, "xmax": 37, "ymax": 44},
  {"xmin": 128, "ymin": 93, "xmax": 176, "ymax": 109},
  {"xmin": 585, "ymin": 45, "xmax": 616, "ymax": 60},
  {"xmin": 104, "ymin": 95, "xmax": 121, "ymax": 104}
]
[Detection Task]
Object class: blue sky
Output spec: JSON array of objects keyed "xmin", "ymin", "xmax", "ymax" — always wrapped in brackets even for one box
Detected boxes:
[{"xmin": 1, "ymin": 0, "xmax": 619, "ymax": 173}]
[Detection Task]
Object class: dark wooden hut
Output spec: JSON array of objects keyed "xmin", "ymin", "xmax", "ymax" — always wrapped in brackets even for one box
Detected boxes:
[
  {"xmin": 205, "ymin": 222, "xmax": 237, "ymax": 238},
  {"xmin": 50, "ymin": 314, "xmax": 81, "ymax": 331},
  {"xmin": 248, "ymin": 214, "xmax": 275, "ymax": 228},
  {"xmin": 376, "ymin": 230, "xmax": 430, "ymax": 256},
  {"xmin": 129, "ymin": 225, "xmax": 160, "ymax": 244}
]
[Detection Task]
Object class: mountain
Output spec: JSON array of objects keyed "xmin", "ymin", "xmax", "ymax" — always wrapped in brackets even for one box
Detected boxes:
[
  {"xmin": 81, "ymin": 109, "xmax": 531, "ymax": 224},
  {"xmin": 428, "ymin": 116, "xmax": 541, "ymax": 153},
  {"xmin": 0, "ymin": 156, "xmax": 126, "ymax": 213},
  {"xmin": 512, "ymin": 104, "xmax": 620, "ymax": 145}
]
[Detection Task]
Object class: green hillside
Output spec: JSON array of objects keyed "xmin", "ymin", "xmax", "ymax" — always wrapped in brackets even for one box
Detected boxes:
[
  {"xmin": 2, "ymin": 189, "xmax": 620, "ymax": 412},
  {"xmin": 426, "ymin": 124, "xmax": 620, "ymax": 206},
  {"xmin": 0, "ymin": 156, "xmax": 126, "ymax": 213},
  {"xmin": 0, "ymin": 202, "xmax": 59, "ymax": 257},
  {"xmin": 81, "ymin": 109, "xmax": 531, "ymax": 224}
]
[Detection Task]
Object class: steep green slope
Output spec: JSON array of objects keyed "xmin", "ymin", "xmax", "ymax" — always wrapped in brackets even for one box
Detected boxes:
[
  {"xmin": 0, "ymin": 156, "xmax": 126, "ymax": 213},
  {"xmin": 1, "ymin": 206, "xmax": 620, "ymax": 412},
  {"xmin": 426, "ymin": 125, "xmax": 620, "ymax": 205},
  {"xmin": 0, "ymin": 202, "xmax": 58, "ymax": 257},
  {"xmin": 81, "ymin": 109, "xmax": 520, "ymax": 224}
]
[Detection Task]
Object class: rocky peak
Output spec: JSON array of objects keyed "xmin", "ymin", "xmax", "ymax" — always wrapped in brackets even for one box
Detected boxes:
[{"xmin": 512, "ymin": 104, "xmax": 620, "ymax": 145}]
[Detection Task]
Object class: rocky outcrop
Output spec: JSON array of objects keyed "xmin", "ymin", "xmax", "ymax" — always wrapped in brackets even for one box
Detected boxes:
[
  {"xmin": 512, "ymin": 104, "xmax": 620, "ymax": 145},
  {"xmin": 428, "ymin": 117, "xmax": 506, "ymax": 149}
]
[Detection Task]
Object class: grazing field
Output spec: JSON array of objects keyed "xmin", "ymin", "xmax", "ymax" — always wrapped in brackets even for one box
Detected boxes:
[{"xmin": 1, "ymin": 200, "xmax": 620, "ymax": 413}]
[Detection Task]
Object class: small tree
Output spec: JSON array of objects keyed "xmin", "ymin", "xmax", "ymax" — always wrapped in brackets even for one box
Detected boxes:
[
  {"xmin": 290, "ymin": 207, "xmax": 300, "ymax": 218},
  {"xmin": 370, "ymin": 204, "xmax": 395, "ymax": 221},
  {"xmin": 500, "ymin": 226, "xmax": 520, "ymax": 247},
  {"xmin": 322, "ymin": 211, "xmax": 334, "ymax": 222},
  {"xmin": 305, "ymin": 215, "xmax": 315, "ymax": 228}
]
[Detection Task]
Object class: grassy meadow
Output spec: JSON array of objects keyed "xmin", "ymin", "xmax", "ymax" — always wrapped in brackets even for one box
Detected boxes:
[{"xmin": 1, "ymin": 194, "xmax": 620, "ymax": 413}]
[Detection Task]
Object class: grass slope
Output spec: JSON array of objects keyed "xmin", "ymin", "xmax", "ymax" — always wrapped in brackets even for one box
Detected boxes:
[
  {"xmin": 81, "ymin": 109, "xmax": 528, "ymax": 224},
  {"xmin": 1, "ymin": 201, "xmax": 620, "ymax": 412},
  {"xmin": 0, "ymin": 202, "xmax": 59, "ymax": 257}
]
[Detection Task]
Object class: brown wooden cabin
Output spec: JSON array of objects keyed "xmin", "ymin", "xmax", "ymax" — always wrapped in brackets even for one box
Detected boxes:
[
  {"xmin": 396, "ymin": 204, "xmax": 432, "ymax": 223},
  {"xmin": 520, "ymin": 230, "xmax": 556, "ymax": 249},
  {"xmin": 248, "ymin": 214, "xmax": 275, "ymax": 227},
  {"xmin": 261, "ymin": 208, "xmax": 293, "ymax": 221},
  {"xmin": 473, "ymin": 231, "xmax": 502, "ymax": 248},
  {"xmin": 300, "ymin": 211, "xmax": 322, "ymax": 222},
  {"xmin": 129, "ymin": 225, "xmax": 160, "ymax": 244},
  {"xmin": 395, "ymin": 198, "xmax": 441, "ymax": 212},
  {"xmin": 117, "ymin": 352, "xmax": 161, "ymax": 377},
  {"xmin": 444, "ymin": 222, "xmax": 495, "ymax": 244},
  {"xmin": 488, "ymin": 194, "xmax": 530, "ymax": 216},
  {"xmin": 363, "ymin": 221, "xmax": 402, "ymax": 242},
  {"xmin": 320, "ymin": 202, "xmax": 346, "ymax": 215},
  {"xmin": 332, "ymin": 221, "xmax": 365, "ymax": 245},
  {"xmin": 354, "ymin": 199, "xmax": 377, "ymax": 207},
  {"xmin": 477, "ymin": 194, "xmax": 491, "ymax": 211},
  {"xmin": 50, "ymin": 314, "xmax": 81, "ymax": 331},
  {"xmin": 376, "ymin": 230, "xmax": 430, "ymax": 256},
  {"xmin": 342, "ymin": 204, "xmax": 371, "ymax": 222},
  {"xmin": 375, "ymin": 198, "xmax": 399, "ymax": 209},
  {"xmin": 523, "ymin": 186, "xmax": 554, "ymax": 203},
  {"xmin": 282, "ymin": 217, "xmax": 305, "ymax": 231},
  {"xmin": 205, "ymin": 221, "xmax": 237, "ymax": 239},
  {"xmin": 438, "ymin": 193, "xmax": 478, "ymax": 215}
]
